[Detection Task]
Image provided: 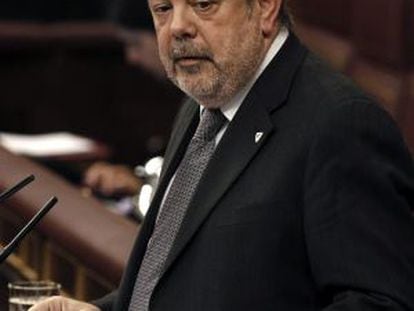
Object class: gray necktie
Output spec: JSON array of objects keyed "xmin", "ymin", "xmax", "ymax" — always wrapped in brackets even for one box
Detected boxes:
[{"xmin": 129, "ymin": 109, "xmax": 227, "ymax": 311}]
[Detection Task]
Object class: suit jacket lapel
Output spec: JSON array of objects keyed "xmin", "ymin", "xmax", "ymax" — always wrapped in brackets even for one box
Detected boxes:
[
  {"xmin": 143, "ymin": 99, "xmax": 200, "ymax": 253},
  {"xmin": 161, "ymin": 96, "xmax": 274, "ymax": 277},
  {"xmin": 159, "ymin": 100, "xmax": 200, "ymax": 186},
  {"xmin": 159, "ymin": 34, "xmax": 307, "ymax": 280},
  {"xmin": 138, "ymin": 99, "xmax": 199, "ymax": 254},
  {"xmin": 116, "ymin": 101, "xmax": 199, "ymax": 310}
]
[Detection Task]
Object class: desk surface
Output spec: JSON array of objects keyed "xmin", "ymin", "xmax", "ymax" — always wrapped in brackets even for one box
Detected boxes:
[{"xmin": 0, "ymin": 147, "xmax": 138, "ymax": 283}]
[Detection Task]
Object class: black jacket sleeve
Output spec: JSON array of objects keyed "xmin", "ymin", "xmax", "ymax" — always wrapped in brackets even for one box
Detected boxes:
[{"xmin": 91, "ymin": 290, "xmax": 118, "ymax": 311}]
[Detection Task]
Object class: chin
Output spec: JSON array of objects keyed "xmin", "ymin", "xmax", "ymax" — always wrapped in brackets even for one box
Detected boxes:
[
  {"xmin": 191, "ymin": 91, "xmax": 229, "ymax": 109},
  {"xmin": 178, "ymin": 79, "xmax": 215, "ymax": 97}
]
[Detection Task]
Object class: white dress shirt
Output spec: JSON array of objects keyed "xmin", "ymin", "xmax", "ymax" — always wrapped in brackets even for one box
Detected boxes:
[{"xmin": 209, "ymin": 26, "xmax": 289, "ymax": 145}]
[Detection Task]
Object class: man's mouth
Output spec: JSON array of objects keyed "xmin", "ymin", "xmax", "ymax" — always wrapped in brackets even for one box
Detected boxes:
[{"xmin": 174, "ymin": 56, "xmax": 211, "ymax": 66}]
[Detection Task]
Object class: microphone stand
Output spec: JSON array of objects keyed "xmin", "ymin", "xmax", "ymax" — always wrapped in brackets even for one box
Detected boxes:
[
  {"xmin": 0, "ymin": 175, "xmax": 35, "ymax": 203},
  {"xmin": 0, "ymin": 175, "xmax": 58, "ymax": 263}
]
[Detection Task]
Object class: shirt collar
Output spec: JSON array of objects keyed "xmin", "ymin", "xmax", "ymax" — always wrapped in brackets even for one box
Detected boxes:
[{"xmin": 200, "ymin": 27, "xmax": 289, "ymax": 122}]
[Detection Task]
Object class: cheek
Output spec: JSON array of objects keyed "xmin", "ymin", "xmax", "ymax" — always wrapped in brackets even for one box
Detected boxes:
[
  {"xmin": 156, "ymin": 37, "xmax": 169, "ymax": 60},
  {"xmin": 203, "ymin": 31, "xmax": 230, "ymax": 59},
  {"xmin": 205, "ymin": 21, "xmax": 246, "ymax": 55},
  {"xmin": 154, "ymin": 26, "xmax": 170, "ymax": 54}
]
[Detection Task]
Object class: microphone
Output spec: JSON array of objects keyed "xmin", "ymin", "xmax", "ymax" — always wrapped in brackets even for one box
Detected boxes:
[
  {"xmin": 0, "ymin": 175, "xmax": 58, "ymax": 263},
  {"xmin": 0, "ymin": 174, "xmax": 35, "ymax": 203}
]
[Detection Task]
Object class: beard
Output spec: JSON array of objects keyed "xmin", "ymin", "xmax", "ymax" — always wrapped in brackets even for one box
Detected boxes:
[{"xmin": 159, "ymin": 20, "xmax": 265, "ymax": 108}]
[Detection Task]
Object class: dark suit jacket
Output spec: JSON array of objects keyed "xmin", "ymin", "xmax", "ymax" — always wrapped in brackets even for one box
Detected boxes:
[{"xmin": 95, "ymin": 34, "xmax": 414, "ymax": 310}]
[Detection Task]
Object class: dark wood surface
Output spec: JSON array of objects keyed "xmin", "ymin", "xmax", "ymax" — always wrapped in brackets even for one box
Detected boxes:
[{"xmin": 0, "ymin": 147, "xmax": 138, "ymax": 284}]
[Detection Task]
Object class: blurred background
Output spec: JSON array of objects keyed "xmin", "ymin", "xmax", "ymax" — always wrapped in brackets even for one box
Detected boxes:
[{"xmin": 0, "ymin": 0, "xmax": 412, "ymax": 309}]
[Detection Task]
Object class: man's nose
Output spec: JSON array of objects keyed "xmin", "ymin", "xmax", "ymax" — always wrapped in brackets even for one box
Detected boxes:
[{"xmin": 170, "ymin": 8, "xmax": 197, "ymax": 39}]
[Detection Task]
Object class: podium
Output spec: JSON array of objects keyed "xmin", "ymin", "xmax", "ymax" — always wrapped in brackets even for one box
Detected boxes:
[{"xmin": 0, "ymin": 147, "xmax": 138, "ymax": 301}]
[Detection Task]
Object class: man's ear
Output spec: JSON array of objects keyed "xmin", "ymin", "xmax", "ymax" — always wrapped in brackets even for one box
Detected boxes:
[{"xmin": 257, "ymin": 0, "xmax": 282, "ymax": 37}]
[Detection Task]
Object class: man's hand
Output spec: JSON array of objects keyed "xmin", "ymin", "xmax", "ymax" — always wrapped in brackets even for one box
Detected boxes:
[
  {"xmin": 84, "ymin": 162, "xmax": 142, "ymax": 197},
  {"xmin": 28, "ymin": 296, "xmax": 100, "ymax": 311}
]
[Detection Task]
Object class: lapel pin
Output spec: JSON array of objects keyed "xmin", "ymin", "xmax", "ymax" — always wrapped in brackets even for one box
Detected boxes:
[{"xmin": 255, "ymin": 132, "xmax": 264, "ymax": 143}]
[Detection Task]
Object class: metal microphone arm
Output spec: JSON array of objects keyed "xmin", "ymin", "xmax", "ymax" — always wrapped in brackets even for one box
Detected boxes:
[
  {"xmin": 0, "ymin": 175, "xmax": 58, "ymax": 263},
  {"xmin": 0, "ymin": 175, "xmax": 35, "ymax": 203},
  {"xmin": 0, "ymin": 196, "xmax": 58, "ymax": 263}
]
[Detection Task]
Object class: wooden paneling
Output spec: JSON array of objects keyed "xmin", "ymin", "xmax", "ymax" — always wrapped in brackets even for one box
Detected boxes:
[
  {"xmin": 351, "ymin": 0, "xmax": 411, "ymax": 69},
  {"xmin": 293, "ymin": 0, "xmax": 414, "ymax": 154},
  {"xmin": 0, "ymin": 22, "xmax": 183, "ymax": 166},
  {"xmin": 290, "ymin": 0, "xmax": 352, "ymax": 36}
]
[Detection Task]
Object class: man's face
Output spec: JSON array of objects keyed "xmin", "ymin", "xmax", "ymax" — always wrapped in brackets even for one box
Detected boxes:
[{"xmin": 149, "ymin": 0, "xmax": 268, "ymax": 108}]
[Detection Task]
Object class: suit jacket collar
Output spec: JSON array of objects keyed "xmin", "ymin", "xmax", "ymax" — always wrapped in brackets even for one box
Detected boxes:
[{"xmin": 246, "ymin": 33, "xmax": 307, "ymax": 114}]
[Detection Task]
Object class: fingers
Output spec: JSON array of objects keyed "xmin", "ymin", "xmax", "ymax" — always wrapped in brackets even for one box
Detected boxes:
[
  {"xmin": 83, "ymin": 162, "xmax": 108, "ymax": 190},
  {"xmin": 83, "ymin": 162, "xmax": 141, "ymax": 197},
  {"xmin": 28, "ymin": 296, "xmax": 61, "ymax": 310},
  {"xmin": 28, "ymin": 296, "xmax": 100, "ymax": 311}
]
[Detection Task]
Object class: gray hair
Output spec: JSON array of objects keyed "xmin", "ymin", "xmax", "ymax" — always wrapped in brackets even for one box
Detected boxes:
[{"xmin": 246, "ymin": 0, "xmax": 292, "ymax": 28}]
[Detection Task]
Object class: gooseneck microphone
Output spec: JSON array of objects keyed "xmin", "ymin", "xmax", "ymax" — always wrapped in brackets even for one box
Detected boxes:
[
  {"xmin": 0, "ymin": 175, "xmax": 58, "ymax": 263},
  {"xmin": 0, "ymin": 174, "xmax": 35, "ymax": 203}
]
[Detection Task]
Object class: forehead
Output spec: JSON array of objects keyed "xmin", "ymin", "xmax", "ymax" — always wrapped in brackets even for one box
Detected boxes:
[
  {"xmin": 147, "ymin": 0, "xmax": 251, "ymax": 11},
  {"xmin": 147, "ymin": 0, "xmax": 242, "ymax": 5}
]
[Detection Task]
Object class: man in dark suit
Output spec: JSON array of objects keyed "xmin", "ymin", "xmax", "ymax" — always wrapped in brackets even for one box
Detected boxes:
[{"xmin": 30, "ymin": 0, "xmax": 414, "ymax": 310}]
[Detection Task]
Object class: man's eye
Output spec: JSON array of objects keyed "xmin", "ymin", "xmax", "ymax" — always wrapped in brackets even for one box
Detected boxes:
[
  {"xmin": 153, "ymin": 4, "xmax": 172, "ymax": 14},
  {"xmin": 194, "ymin": 1, "xmax": 214, "ymax": 11}
]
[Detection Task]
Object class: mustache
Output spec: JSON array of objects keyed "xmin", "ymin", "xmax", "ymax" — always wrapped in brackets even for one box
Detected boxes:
[{"xmin": 169, "ymin": 41, "xmax": 213, "ymax": 61}]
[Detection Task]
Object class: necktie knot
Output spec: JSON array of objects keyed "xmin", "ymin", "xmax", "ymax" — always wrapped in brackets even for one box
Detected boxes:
[{"xmin": 193, "ymin": 109, "xmax": 227, "ymax": 142}]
